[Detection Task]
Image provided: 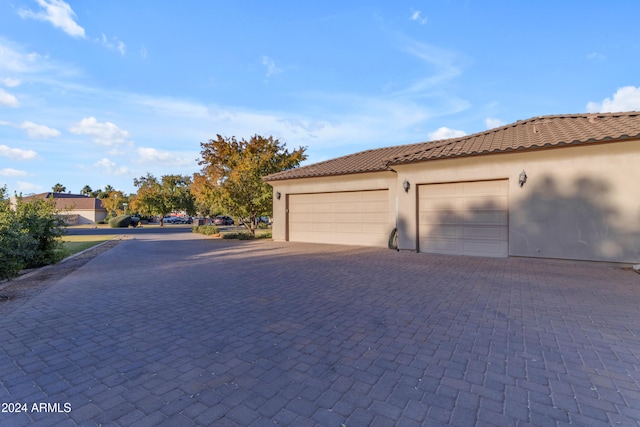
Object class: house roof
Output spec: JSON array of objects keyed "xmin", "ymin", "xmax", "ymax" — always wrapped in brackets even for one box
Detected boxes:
[
  {"xmin": 19, "ymin": 193, "xmax": 106, "ymax": 210},
  {"xmin": 264, "ymin": 112, "xmax": 640, "ymax": 182}
]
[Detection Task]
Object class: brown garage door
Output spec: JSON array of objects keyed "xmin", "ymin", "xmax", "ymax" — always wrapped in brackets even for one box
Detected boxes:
[
  {"xmin": 418, "ymin": 180, "xmax": 508, "ymax": 257},
  {"xmin": 288, "ymin": 190, "xmax": 390, "ymax": 247}
]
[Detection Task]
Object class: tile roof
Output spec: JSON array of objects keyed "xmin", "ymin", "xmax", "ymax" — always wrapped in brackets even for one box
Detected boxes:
[{"xmin": 264, "ymin": 112, "xmax": 640, "ymax": 182}]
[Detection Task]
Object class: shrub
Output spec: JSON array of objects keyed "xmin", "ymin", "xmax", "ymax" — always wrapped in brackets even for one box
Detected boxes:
[
  {"xmin": 109, "ymin": 215, "xmax": 132, "ymax": 228},
  {"xmin": 192, "ymin": 224, "xmax": 219, "ymax": 235},
  {"xmin": 0, "ymin": 189, "xmax": 66, "ymax": 279},
  {"xmin": 13, "ymin": 196, "xmax": 65, "ymax": 268},
  {"xmin": 222, "ymin": 232, "xmax": 253, "ymax": 240},
  {"xmin": 0, "ymin": 209, "xmax": 33, "ymax": 280},
  {"xmin": 256, "ymin": 231, "xmax": 272, "ymax": 239}
]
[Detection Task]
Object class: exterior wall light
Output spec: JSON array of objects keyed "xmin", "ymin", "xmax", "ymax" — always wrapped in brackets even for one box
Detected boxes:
[
  {"xmin": 403, "ymin": 179, "xmax": 410, "ymax": 193},
  {"xmin": 518, "ymin": 170, "xmax": 527, "ymax": 188},
  {"xmin": 276, "ymin": 191, "xmax": 281, "ymax": 200}
]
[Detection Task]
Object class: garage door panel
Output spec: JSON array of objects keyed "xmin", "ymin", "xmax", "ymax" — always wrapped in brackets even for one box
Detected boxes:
[
  {"xmin": 288, "ymin": 190, "xmax": 390, "ymax": 247},
  {"xmin": 427, "ymin": 225, "xmax": 463, "ymax": 238},
  {"xmin": 463, "ymin": 225, "xmax": 507, "ymax": 239},
  {"xmin": 422, "ymin": 238, "xmax": 462, "ymax": 253},
  {"xmin": 418, "ymin": 180, "xmax": 508, "ymax": 257},
  {"xmin": 420, "ymin": 212, "xmax": 463, "ymax": 225},
  {"xmin": 462, "ymin": 180, "xmax": 505, "ymax": 195},
  {"xmin": 464, "ymin": 211, "xmax": 508, "ymax": 225},
  {"xmin": 463, "ymin": 241, "xmax": 506, "ymax": 256},
  {"xmin": 420, "ymin": 182, "xmax": 460, "ymax": 198}
]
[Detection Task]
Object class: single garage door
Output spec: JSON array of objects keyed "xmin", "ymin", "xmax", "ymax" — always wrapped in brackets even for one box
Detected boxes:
[
  {"xmin": 418, "ymin": 180, "xmax": 508, "ymax": 257},
  {"xmin": 288, "ymin": 190, "xmax": 390, "ymax": 247}
]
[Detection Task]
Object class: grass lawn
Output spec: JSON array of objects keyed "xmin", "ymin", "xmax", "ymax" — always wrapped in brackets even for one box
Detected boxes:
[{"xmin": 60, "ymin": 235, "xmax": 114, "ymax": 257}]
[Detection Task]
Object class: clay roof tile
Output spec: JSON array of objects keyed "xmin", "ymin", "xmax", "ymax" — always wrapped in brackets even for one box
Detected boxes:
[{"xmin": 264, "ymin": 112, "xmax": 640, "ymax": 182}]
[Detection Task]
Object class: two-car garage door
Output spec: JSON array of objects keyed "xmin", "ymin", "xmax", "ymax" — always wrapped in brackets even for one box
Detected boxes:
[
  {"xmin": 287, "ymin": 190, "xmax": 389, "ymax": 247},
  {"xmin": 286, "ymin": 180, "xmax": 508, "ymax": 257},
  {"xmin": 418, "ymin": 180, "xmax": 508, "ymax": 257}
]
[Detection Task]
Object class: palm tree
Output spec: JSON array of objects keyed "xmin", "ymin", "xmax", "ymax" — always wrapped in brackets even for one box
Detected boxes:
[
  {"xmin": 81, "ymin": 185, "xmax": 92, "ymax": 196},
  {"xmin": 52, "ymin": 183, "xmax": 66, "ymax": 193}
]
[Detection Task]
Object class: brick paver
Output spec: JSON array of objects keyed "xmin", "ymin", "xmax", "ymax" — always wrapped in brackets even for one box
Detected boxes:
[{"xmin": 1, "ymin": 233, "xmax": 639, "ymax": 426}]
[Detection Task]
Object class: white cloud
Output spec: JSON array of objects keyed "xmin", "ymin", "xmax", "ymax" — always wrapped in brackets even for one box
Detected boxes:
[
  {"xmin": 21, "ymin": 121, "xmax": 61, "ymax": 139},
  {"xmin": 69, "ymin": 117, "xmax": 131, "ymax": 146},
  {"xmin": 137, "ymin": 147, "xmax": 174, "ymax": 163},
  {"xmin": 3, "ymin": 77, "xmax": 20, "ymax": 87},
  {"xmin": 0, "ymin": 144, "xmax": 38, "ymax": 160},
  {"xmin": 18, "ymin": 0, "xmax": 85, "ymax": 38},
  {"xmin": 587, "ymin": 86, "xmax": 640, "ymax": 113},
  {"xmin": 0, "ymin": 168, "xmax": 28, "ymax": 177},
  {"xmin": 0, "ymin": 88, "xmax": 19, "ymax": 107},
  {"xmin": 15, "ymin": 181, "xmax": 43, "ymax": 194},
  {"xmin": 410, "ymin": 10, "xmax": 428, "ymax": 25},
  {"xmin": 395, "ymin": 40, "xmax": 465, "ymax": 98},
  {"xmin": 485, "ymin": 118, "xmax": 505, "ymax": 129},
  {"xmin": 0, "ymin": 42, "xmax": 33, "ymax": 73},
  {"xmin": 261, "ymin": 56, "xmax": 282, "ymax": 78},
  {"xmin": 97, "ymin": 34, "xmax": 126, "ymax": 56},
  {"xmin": 130, "ymin": 95, "xmax": 209, "ymax": 119},
  {"xmin": 94, "ymin": 158, "xmax": 131, "ymax": 175},
  {"xmin": 136, "ymin": 147, "xmax": 193, "ymax": 168},
  {"xmin": 0, "ymin": 120, "xmax": 60, "ymax": 138},
  {"xmin": 0, "ymin": 38, "xmax": 81, "ymax": 80},
  {"xmin": 428, "ymin": 126, "xmax": 467, "ymax": 141},
  {"xmin": 140, "ymin": 46, "xmax": 148, "ymax": 59},
  {"xmin": 586, "ymin": 52, "xmax": 606, "ymax": 61}
]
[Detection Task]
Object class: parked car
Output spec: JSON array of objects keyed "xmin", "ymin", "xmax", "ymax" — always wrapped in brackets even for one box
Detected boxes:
[
  {"xmin": 213, "ymin": 215, "xmax": 234, "ymax": 226},
  {"xmin": 163, "ymin": 216, "xmax": 192, "ymax": 224}
]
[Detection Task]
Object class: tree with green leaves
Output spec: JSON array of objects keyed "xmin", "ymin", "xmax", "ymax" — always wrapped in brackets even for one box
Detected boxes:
[
  {"xmin": 52, "ymin": 183, "xmax": 66, "ymax": 193},
  {"xmin": 100, "ymin": 190, "xmax": 127, "ymax": 216},
  {"xmin": 80, "ymin": 185, "xmax": 92, "ymax": 196},
  {"xmin": 130, "ymin": 174, "xmax": 195, "ymax": 224},
  {"xmin": 194, "ymin": 134, "xmax": 306, "ymax": 235}
]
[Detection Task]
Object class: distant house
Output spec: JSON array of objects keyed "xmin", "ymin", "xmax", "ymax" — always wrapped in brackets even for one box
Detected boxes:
[
  {"xmin": 11, "ymin": 193, "xmax": 108, "ymax": 225},
  {"xmin": 264, "ymin": 112, "xmax": 640, "ymax": 264}
]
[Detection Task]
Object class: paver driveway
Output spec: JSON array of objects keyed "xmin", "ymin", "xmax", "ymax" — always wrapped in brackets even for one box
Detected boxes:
[{"xmin": 1, "ymin": 233, "xmax": 640, "ymax": 426}]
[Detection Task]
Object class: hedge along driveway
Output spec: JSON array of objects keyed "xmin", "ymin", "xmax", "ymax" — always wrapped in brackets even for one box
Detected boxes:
[{"xmin": 0, "ymin": 235, "xmax": 639, "ymax": 426}]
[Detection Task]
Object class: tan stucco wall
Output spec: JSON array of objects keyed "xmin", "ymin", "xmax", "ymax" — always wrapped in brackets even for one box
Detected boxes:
[
  {"xmin": 393, "ymin": 140, "xmax": 640, "ymax": 263},
  {"xmin": 268, "ymin": 171, "xmax": 397, "ymax": 243}
]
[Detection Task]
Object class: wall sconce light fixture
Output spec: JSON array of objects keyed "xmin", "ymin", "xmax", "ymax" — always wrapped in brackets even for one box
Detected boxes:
[
  {"xmin": 518, "ymin": 170, "xmax": 527, "ymax": 188},
  {"xmin": 403, "ymin": 179, "xmax": 410, "ymax": 193},
  {"xmin": 276, "ymin": 191, "xmax": 281, "ymax": 200}
]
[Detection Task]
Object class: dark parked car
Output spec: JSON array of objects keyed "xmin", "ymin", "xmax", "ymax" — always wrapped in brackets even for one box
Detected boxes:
[{"xmin": 213, "ymin": 215, "xmax": 234, "ymax": 226}]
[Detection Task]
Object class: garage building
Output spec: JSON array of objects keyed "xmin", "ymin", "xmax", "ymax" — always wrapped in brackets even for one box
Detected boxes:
[{"xmin": 264, "ymin": 112, "xmax": 640, "ymax": 264}]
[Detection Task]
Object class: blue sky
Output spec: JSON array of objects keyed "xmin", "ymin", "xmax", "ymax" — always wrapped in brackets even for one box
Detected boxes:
[{"xmin": 1, "ymin": 1, "xmax": 640, "ymax": 196}]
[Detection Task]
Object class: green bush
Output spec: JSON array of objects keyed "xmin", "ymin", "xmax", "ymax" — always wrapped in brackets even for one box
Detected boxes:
[
  {"xmin": 222, "ymin": 232, "xmax": 253, "ymax": 240},
  {"xmin": 0, "ymin": 189, "xmax": 66, "ymax": 280},
  {"xmin": 192, "ymin": 224, "xmax": 219, "ymax": 235},
  {"xmin": 109, "ymin": 215, "xmax": 132, "ymax": 228},
  {"xmin": 256, "ymin": 231, "xmax": 272, "ymax": 239}
]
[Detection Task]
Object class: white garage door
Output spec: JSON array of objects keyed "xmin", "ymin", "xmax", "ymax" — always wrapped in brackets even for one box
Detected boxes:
[
  {"xmin": 418, "ymin": 180, "xmax": 508, "ymax": 257},
  {"xmin": 288, "ymin": 190, "xmax": 390, "ymax": 247}
]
